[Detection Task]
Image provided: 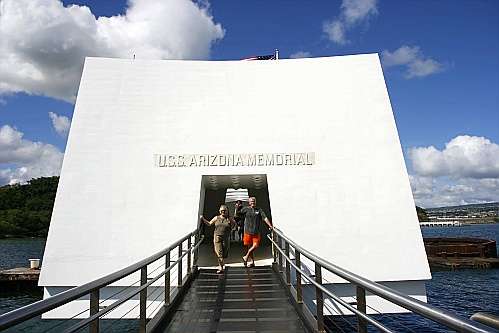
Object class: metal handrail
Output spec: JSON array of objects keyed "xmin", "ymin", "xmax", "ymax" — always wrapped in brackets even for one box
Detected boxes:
[
  {"xmin": 0, "ymin": 230, "xmax": 202, "ymax": 332},
  {"xmin": 269, "ymin": 227, "xmax": 497, "ymax": 333},
  {"xmin": 270, "ymin": 238, "xmax": 394, "ymax": 332}
]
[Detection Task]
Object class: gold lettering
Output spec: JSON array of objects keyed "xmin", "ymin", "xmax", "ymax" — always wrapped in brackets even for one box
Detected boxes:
[
  {"xmin": 189, "ymin": 155, "xmax": 197, "ymax": 167},
  {"xmin": 275, "ymin": 154, "xmax": 283, "ymax": 165},
  {"xmin": 257, "ymin": 154, "xmax": 265, "ymax": 166},
  {"xmin": 235, "ymin": 154, "xmax": 243, "ymax": 166},
  {"xmin": 155, "ymin": 152, "xmax": 315, "ymax": 167},
  {"xmin": 177, "ymin": 155, "xmax": 184, "ymax": 167},
  {"xmin": 265, "ymin": 154, "xmax": 274, "ymax": 165},
  {"xmin": 307, "ymin": 153, "xmax": 314, "ymax": 165},
  {"xmin": 156, "ymin": 155, "xmax": 166, "ymax": 167},
  {"xmin": 209, "ymin": 155, "xmax": 217, "ymax": 166},
  {"xmin": 296, "ymin": 153, "xmax": 305, "ymax": 165},
  {"xmin": 168, "ymin": 155, "xmax": 176, "ymax": 167},
  {"xmin": 199, "ymin": 155, "xmax": 207, "ymax": 166},
  {"xmin": 218, "ymin": 155, "xmax": 226, "ymax": 166},
  {"xmin": 248, "ymin": 154, "xmax": 256, "ymax": 166}
]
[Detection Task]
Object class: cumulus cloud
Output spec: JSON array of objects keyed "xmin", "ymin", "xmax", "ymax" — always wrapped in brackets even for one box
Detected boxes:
[
  {"xmin": 0, "ymin": 0, "xmax": 225, "ymax": 103},
  {"xmin": 0, "ymin": 125, "xmax": 64, "ymax": 185},
  {"xmin": 323, "ymin": 0, "xmax": 378, "ymax": 45},
  {"xmin": 49, "ymin": 112, "xmax": 71, "ymax": 138},
  {"xmin": 290, "ymin": 51, "xmax": 312, "ymax": 59},
  {"xmin": 408, "ymin": 136, "xmax": 499, "ymax": 179},
  {"xmin": 409, "ymin": 176, "xmax": 499, "ymax": 208},
  {"xmin": 381, "ymin": 45, "xmax": 451, "ymax": 78},
  {"xmin": 407, "ymin": 136, "xmax": 499, "ymax": 207}
]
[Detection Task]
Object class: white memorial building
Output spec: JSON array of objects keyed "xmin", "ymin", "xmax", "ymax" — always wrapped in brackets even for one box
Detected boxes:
[{"xmin": 39, "ymin": 53, "xmax": 431, "ymax": 318}]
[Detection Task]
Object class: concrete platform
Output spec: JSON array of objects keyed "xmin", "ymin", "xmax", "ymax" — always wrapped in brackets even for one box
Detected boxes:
[
  {"xmin": 0, "ymin": 268, "xmax": 40, "ymax": 291},
  {"xmin": 196, "ymin": 237, "xmax": 275, "ymax": 269},
  {"xmin": 428, "ymin": 257, "xmax": 499, "ymax": 270}
]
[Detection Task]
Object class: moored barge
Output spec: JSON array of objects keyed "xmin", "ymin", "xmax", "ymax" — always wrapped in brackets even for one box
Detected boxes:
[{"xmin": 424, "ymin": 237, "xmax": 499, "ymax": 269}]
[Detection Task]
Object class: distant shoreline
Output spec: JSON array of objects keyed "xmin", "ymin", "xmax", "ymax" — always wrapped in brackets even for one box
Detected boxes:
[
  {"xmin": 428, "ymin": 218, "xmax": 498, "ymax": 224},
  {"xmin": 0, "ymin": 236, "xmax": 47, "ymax": 240}
]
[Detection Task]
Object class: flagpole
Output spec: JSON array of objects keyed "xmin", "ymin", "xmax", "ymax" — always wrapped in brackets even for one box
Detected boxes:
[{"xmin": 275, "ymin": 49, "xmax": 279, "ymax": 60}]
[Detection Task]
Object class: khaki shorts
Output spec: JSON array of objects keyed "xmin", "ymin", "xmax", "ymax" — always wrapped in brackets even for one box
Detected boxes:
[{"xmin": 213, "ymin": 234, "xmax": 230, "ymax": 258}]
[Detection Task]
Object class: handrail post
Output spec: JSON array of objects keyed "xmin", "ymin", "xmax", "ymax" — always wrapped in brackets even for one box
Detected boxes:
[
  {"xmin": 315, "ymin": 263, "xmax": 325, "ymax": 333},
  {"xmin": 356, "ymin": 286, "xmax": 367, "ymax": 333},
  {"xmin": 272, "ymin": 229, "xmax": 277, "ymax": 263},
  {"xmin": 296, "ymin": 250, "xmax": 302, "ymax": 304},
  {"xmin": 278, "ymin": 234, "xmax": 283, "ymax": 273},
  {"xmin": 89, "ymin": 290, "xmax": 99, "ymax": 333},
  {"xmin": 165, "ymin": 251, "xmax": 171, "ymax": 306},
  {"xmin": 187, "ymin": 236, "xmax": 192, "ymax": 275},
  {"xmin": 285, "ymin": 242, "xmax": 291, "ymax": 286},
  {"xmin": 194, "ymin": 232, "xmax": 200, "ymax": 267},
  {"xmin": 140, "ymin": 267, "xmax": 147, "ymax": 333},
  {"xmin": 178, "ymin": 241, "xmax": 183, "ymax": 287}
]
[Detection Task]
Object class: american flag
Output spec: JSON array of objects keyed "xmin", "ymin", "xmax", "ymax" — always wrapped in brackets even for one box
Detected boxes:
[{"xmin": 241, "ymin": 54, "xmax": 276, "ymax": 61}]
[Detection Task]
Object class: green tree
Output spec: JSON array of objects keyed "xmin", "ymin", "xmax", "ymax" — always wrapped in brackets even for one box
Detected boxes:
[
  {"xmin": 0, "ymin": 176, "xmax": 59, "ymax": 238},
  {"xmin": 0, "ymin": 220, "xmax": 28, "ymax": 238},
  {"xmin": 416, "ymin": 206, "xmax": 430, "ymax": 222}
]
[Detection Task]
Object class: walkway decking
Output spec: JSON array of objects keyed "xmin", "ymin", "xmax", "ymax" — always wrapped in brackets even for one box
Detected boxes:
[{"xmin": 159, "ymin": 265, "xmax": 309, "ymax": 332}]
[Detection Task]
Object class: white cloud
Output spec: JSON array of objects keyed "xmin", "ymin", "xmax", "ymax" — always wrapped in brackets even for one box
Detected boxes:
[
  {"xmin": 323, "ymin": 0, "xmax": 378, "ymax": 45},
  {"xmin": 0, "ymin": 0, "xmax": 225, "ymax": 103},
  {"xmin": 409, "ymin": 176, "xmax": 499, "ymax": 208},
  {"xmin": 323, "ymin": 20, "xmax": 347, "ymax": 45},
  {"xmin": 0, "ymin": 125, "xmax": 64, "ymax": 185},
  {"xmin": 407, "ymin": 136, "xmax": 499, "ymax": 208},
  {"xmin": 49, "ymin": 112, "xmax": 71, "ymax": 138},
  {"xmin": 408, "ymin": 136, "xmax": 499, "ymax": 179},
  {"xmin": 290, "ymin": 51, "xmax": 312, "ymax": 59},
  {"xmin": 381, "ymin": 45, "xmax": 451, "ymax": 78}
]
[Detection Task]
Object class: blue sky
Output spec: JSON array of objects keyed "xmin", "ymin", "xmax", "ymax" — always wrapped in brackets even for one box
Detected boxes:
[{"xmin": 0, "ymin": 0, "xmax": 498, "ymax": 208}]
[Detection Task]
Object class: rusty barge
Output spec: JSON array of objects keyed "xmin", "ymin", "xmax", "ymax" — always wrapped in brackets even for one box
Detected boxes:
[{"xmin": 424, "ymin": 237, "xmax": 499, "ymax": 270}]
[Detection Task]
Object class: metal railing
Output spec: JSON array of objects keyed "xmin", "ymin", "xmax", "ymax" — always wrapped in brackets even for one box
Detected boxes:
[
  {"xmin": 269, "ymin": 227, "xmax": 497, "ymax": 333},
  {"xmin": 0, "ymin": 230, "xmax": 203, "ymax": 333}
]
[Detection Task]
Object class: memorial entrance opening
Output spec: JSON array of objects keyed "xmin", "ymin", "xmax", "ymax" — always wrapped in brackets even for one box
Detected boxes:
[{"xmin": 197, "ymin": 174, "xmax": 274, "ymax": 267}]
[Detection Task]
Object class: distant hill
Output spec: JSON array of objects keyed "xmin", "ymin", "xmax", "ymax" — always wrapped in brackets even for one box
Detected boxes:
[
  {"xmin": 425, "ymin": 202, "xmax": 498, "ymax": 221},
  {"xmin": 425, "ymin": 202, "xmax": 499, "ymax": 212},
  {"xmin": 0, "ymin": 176, "xmax": 59, "ymax": 238}
]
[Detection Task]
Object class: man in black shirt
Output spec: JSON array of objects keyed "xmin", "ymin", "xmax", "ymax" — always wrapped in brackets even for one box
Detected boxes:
[{"xmin": 235, "ymin": 197, "xmax": 273, "ymax": 267}]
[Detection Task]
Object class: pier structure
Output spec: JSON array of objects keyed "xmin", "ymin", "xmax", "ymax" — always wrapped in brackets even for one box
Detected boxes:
[
  {"xmin": 0, "ymin": 268, "xmax": 40, "ymax": 292},
  {"xmin": 39, "ymin": 54, "xmax": 430, "ymax": 318},
  {"xmin": 420, "ymin": 221, "xmax": 469, "ymax": 227}
]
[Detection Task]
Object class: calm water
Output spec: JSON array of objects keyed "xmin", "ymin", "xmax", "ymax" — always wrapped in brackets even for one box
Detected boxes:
[
  {"xmin": 1, "ymin": 223, "xmax": 498, "ymax": 332},
  {"xmin": 0, "ymin": 238, "xmax": 46, "ymax": 271},
  {"xmin": 330, "ymin": 223, "xmax": 499, "ymax": 332},
  {"xmin": 419, "ymin": 223, "xmax": 499, "ymax": 330}
]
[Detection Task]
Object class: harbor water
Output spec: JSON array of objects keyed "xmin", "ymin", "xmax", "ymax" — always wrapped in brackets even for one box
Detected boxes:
[{"xmin": 1, "ymin": 223, "xmax": 498, "ymax": 332}]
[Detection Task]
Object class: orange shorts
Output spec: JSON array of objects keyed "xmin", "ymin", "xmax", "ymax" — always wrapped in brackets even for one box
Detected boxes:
[{"xmin": 243, "ymin": 233, "xmax": 260, "ymax": 246}]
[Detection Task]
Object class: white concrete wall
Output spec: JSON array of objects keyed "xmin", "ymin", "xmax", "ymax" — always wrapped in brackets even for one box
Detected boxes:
[{"xmin": 40, "ymin": 54, "xmax": 430, "ymax": 315}]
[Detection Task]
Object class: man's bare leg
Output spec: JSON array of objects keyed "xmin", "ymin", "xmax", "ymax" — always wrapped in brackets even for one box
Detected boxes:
[{"xmin": 243, "ymin": 242, "xmax": 259, "ymax": 264}]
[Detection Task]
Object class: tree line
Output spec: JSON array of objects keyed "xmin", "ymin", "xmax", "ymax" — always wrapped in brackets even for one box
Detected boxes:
[
  {"xmin": 0, "ymin": 176, "xmax": 59, "ymax": 238},
  {"xmin": 416, "ymin": 206, "xmax": 430, "ymax": 222}
]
